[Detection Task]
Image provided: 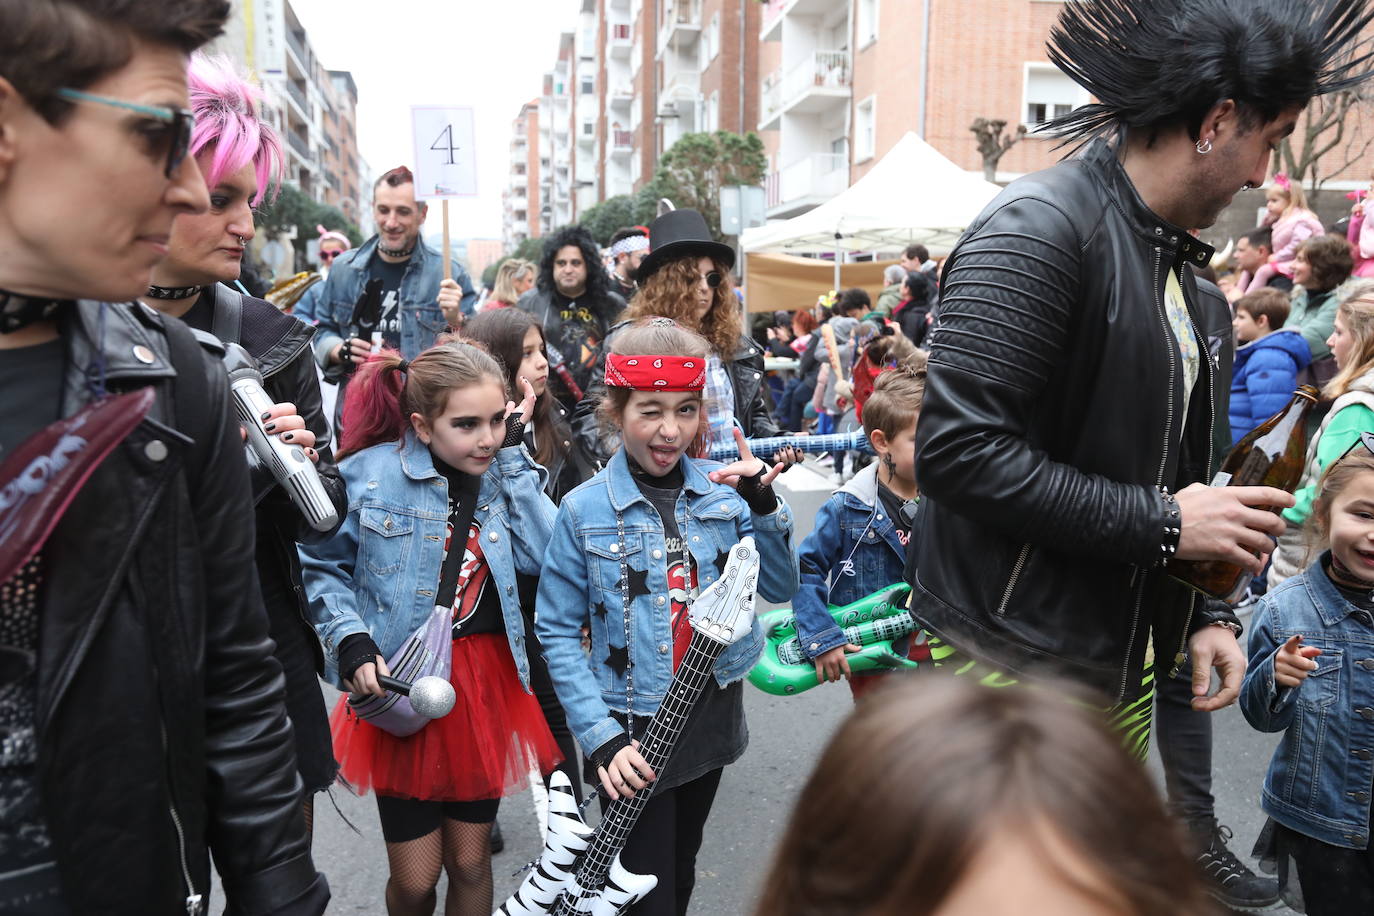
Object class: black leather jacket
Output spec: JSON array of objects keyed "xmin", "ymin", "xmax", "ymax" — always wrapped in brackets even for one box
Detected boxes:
[
  {"xmin": 909, "ymin": 139, "xmax": 1240, "ymax": 701},
  {"xmin": 516, "ymin": 286, "xmax": 627, "ymax": 409},
  {"xmin": 572, "ymin": 325, "xmax": 781, "ymax": 466},
  {"xmin": 207, "ymin": 285, "xmax": 346, "ymax": 677},
  {"xmin": 43, "ymin": 302, "xmax": 326, "ymax": 913}
]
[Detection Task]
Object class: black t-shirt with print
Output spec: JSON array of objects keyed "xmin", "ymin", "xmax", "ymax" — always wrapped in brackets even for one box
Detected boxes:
[
  {"xmin": 434, "ymin": 459, "xmax": 503, "ymax": 638},
  {"xmin": 877, "ymin": 481, "xmax": 915, "ymax": 549},
  {"xmin": 367, "ymin": 255, "xmax": 409, "ymax": 351}
]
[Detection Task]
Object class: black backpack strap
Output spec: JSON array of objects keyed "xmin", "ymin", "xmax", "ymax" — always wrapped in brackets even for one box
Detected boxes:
[
  {"xmin": 210, "ymin": 282, "xmax": 244, "ymax": 345},
  {"xmin": 160, "ymin": 316, "xmax": 216, "ymax": 489}
]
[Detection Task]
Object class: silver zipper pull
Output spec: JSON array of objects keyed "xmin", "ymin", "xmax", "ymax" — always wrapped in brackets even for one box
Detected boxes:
[{"xmin": 186, "ymin": 893, "xmax": 204, "ymax": 916}]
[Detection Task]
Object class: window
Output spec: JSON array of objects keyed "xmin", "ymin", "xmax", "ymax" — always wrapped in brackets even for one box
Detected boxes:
[
  {"xmin": 855, "ymin": 96, "xmax": 876, "ymax": 161},
  {"xmin": 707, "ymin": 91, "xmax": 719, "ymax": 132},
  {"xmin": 708, "ymin": 13, "xmax": 720, "ymax": 61},
  {"xmin": 581, "ymin": 76, "xmax": 595, "ymax": 96},
  {"xmin": 1024, "ymin": 63, "xmax": 1086, "ymax": 129},
  {"xmin": 857, "ymin": 0, "xmax": 879, "ymax": 47}
]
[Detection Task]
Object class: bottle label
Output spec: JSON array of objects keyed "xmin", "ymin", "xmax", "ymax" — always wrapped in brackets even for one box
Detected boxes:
[{"xmin": 1210, "ymin": 472, "xmax": 1232, "ymax": 487}]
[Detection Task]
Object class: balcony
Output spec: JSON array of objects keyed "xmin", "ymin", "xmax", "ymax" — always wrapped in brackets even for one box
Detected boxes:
[
  {"xmin": 509, "ymin": 219, "xmax": 529, "ymax": 237},
  {"xmin": 759, "ymin": 0, "xmax": 786, "ymax": 41},
  {"xmin": 659, "ymin": 69, "xmax": 700, "ymax": 115},
  {"xmin": 759, "ymin": 50, "xmax": 851, "ymax": 130},
  {"xmin": 512, "ymin": 171, "xmax": 528, "ymax": 188},
  {"xmin": 286, "ymin": 80, "xmax": 311, "ymax": 121},
  {"xmin": 511, "ymin": 145, "xmax": 527, "ymax": 166},
  {"xmin": 578, "ymin": 122, "xmax": 595, "ymax": 146},
  {"xmin": 766, "ymin": 152, "xmax": 847, "ymax": 217},
  {"xmin": 610, "ymin": 21, "xmax": 633, "ymax": 58},
  {"xmin": 610, "ymin": 82, "xmax": 634, "ymax": 109},
  {"xmin": 510, "ymin": 193, "xmax": 528, "ymax": 211},
  {"xmin": 286, "ymin": 29, "xmax": 311, "ymax": 72},
  {"xmin": 287, "ymin": 129, "xmax": 311, "ymax": 162},
  {"xmin": 611, "ymin": 129, "xmax": 634, "ymax": 157},
  {"xmin": 658, "ymin": 0, "xmax": 701, "ymax": 53}
]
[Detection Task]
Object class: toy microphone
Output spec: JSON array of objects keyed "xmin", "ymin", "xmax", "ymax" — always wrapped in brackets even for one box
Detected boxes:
[
  {"xmin": 222, "ymin": 342, "xmax": 339, "ymax": 533},
  {"xmin": 377, "ymin": 674, "xmax": 456, "ymax": 718}
]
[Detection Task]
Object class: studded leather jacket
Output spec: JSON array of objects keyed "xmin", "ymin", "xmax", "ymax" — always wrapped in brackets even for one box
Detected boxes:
[{"xmin": 909, "ymin": 139, "xmax": 1241, "ymax": 700}]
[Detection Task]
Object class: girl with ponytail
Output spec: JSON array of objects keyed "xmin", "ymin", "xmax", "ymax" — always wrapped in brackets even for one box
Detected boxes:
[{"xmin": 301, "ymin": 342, "xmax": 562, "ymax": 915}]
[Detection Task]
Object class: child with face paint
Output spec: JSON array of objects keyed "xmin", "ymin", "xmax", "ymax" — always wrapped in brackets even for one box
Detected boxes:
[{"xmin": 536, "ymin": 318, "xmax": 800, "ymax": 916}]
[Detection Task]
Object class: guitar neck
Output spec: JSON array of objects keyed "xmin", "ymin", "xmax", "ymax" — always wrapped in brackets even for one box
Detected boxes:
[
  {"xmin": 571, "ymin": 632, "xmax": 726, "ymax": 892},
  {"xmin": 706, "ymin": 431, "xmax": 872, "ymax": 462}
]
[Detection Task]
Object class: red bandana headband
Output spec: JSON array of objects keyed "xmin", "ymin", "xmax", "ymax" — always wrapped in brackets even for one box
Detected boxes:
[{"xmin": 604, "ymin": 353, "xmax": 706, "ymax": 391}]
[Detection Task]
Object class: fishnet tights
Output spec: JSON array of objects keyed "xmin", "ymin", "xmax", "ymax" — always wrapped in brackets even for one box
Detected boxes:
[{"xmin": 384, "ymin": 819, "xmax": 493, "ymax": 916}]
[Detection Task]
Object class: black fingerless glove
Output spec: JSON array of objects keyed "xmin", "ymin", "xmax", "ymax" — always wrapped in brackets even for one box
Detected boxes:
[
  {"xmin": 501, "ymin": 412, "xmax": 526, "ymax": 449},
  {"xmin": 337, "ymin": 632, "xmax": 382, "ymax": 682},
  {"xmin": 588, "ymin": 732, "xmax": 632, "ymax": 773},
  {"xmin": 737, "ymin": 467, "xmax": 779, "ymax": 515}
]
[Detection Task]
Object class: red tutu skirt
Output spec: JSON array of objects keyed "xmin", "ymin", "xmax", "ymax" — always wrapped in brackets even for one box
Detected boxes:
[{"xmin": 331, "ymin": 632, "xmax": 562, "ymax": 802}]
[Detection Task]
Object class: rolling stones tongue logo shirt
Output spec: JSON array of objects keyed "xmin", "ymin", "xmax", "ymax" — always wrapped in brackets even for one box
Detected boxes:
[{"xmin": 433, "ymin": 463, "xmax": 503, "ymax": 637}]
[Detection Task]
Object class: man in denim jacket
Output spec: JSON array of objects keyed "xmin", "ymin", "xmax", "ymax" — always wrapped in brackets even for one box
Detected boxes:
[{"xmin": 313, "ymin": 166, "xmax": 476, "ymax": 379}]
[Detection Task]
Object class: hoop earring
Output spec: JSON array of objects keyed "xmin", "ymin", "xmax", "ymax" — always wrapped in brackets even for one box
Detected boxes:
[{"xmin": 1195, "ymin": 138, "xmax": 1213, "ymax": 155}]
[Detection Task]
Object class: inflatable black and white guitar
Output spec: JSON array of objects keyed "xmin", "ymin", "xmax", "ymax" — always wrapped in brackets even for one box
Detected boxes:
[
  {"xmin": 705, "ymin": 429, "xmax": 873, "ymax": 462},
  {"xmin": 495, "ymin": 537, "xmax": 761, "ymax": 916}
]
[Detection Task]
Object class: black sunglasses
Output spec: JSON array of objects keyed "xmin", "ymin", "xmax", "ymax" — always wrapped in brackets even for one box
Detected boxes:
[
  {"xmin": 1338, "ymin": 431, "xmax": 1374, "ymax": 463},
  {"xmin": 320, "ymin": 249, "xmax": 344, "ymax": 261},
  {"xmin": 54, "ymin": 88, "xmax": 194, "ymax": 179},
  {"xmin": 702, "ymin": 271, "xmax": 723, "ymax": 289}
]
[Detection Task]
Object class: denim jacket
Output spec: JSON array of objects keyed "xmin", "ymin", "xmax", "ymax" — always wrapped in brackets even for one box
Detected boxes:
[
  {"xmin": 1240, "ymin": 555, "xmax": 1374, "ymax": 849},
  {"xmin": 311, "ymin": 235, "xmax": 477, "ymax": 366},
  {"xmin": 535, "ymin": 449, "xmax": 799, "ymax": 755},
  {"xmin": 299, "ymin": 431, "xmax": 557, "ymax": 690},
  {"xmin": 794, "ymin": 463, "xmax": 908, "ymax": 659}
]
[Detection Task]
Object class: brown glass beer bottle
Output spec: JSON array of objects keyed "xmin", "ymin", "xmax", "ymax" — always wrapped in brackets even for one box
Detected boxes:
[{"xmin": 1169, "ymin": 385, "xmax": 1319, "ymax": 601}]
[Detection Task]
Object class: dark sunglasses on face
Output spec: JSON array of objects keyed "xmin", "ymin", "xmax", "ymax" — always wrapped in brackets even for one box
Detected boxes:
[
  {"xmin": 54, "ymin": 88, "xmax": 194, "ymax": 179},
  {"xmin": 320, "ymin": 250, "xmax": 344, "ymax": 262},
  {"xmin": 702, "ymin": 271, "xmax": 723, "ymax": 289},
  {"xmin": 1337, "ymin": 431, "xmax": 1374, "ymax": 463}
]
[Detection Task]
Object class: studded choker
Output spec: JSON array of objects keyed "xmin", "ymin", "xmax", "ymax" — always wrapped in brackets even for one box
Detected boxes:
[
  {"xmin": 378, "ymin": 243, "xmax": 416, "ymax": 259},
  {"xmin": 0, "ymin": 289, "xmax": 72, "ymax": 333},
  {"xmin": 145, "ymin": 284, "xmax": 202, "ymax": 300}
]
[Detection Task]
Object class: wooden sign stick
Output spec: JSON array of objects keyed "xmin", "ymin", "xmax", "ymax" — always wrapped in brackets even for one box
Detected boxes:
[{"xmin": 442, "ymin": 199, "xmax": 452, "ymax": 282}]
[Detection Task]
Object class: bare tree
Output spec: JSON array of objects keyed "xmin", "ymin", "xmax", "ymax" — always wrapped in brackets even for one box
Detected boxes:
[
  {"xmin": 1276, "ymin": 89, "xmax": 1374, "ymax": 204},
  {"xmin": 971, "ymin": 118, "xmax": 1028, "ymax": 183}
]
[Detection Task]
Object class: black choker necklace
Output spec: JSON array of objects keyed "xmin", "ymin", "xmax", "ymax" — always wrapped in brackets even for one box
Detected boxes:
[
  {"xmin": 0, "ymin": 288, "xmax": 71, "ymax": 333},
  {"xmin": 146, "ymin": 284, "xmax": 202, "ymax": 300},
  {"xmin": 378, "ymin": 243, "xmax": 415, "ymax": 259}
]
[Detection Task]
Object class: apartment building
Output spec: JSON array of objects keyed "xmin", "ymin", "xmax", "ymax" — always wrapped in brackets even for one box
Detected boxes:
[
  {"xmin": 320, "ymin": 70, "xmax": 362, "ymax": 225},
  {"xmin": 503, "ymin": 100, "xmax": 543, "ymax": 249}
]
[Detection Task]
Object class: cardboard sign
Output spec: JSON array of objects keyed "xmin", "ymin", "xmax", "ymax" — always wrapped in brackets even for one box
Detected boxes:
[{"xmin": 410, "ymin": 106, "xmax": 477, "ymax": 199}]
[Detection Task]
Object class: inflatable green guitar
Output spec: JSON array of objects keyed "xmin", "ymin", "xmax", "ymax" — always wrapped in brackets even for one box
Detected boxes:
[{"xmin": 749, "ymin": 583, "xmax": 916, "ymax": 695}]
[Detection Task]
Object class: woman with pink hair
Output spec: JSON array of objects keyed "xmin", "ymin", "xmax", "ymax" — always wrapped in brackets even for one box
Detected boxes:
[{"xmin": 141, "ymin": 54, "xmax": 348, "ymax": 835}]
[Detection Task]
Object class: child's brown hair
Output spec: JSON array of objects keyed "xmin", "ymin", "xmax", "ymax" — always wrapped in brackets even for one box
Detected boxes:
[
  {"xmin": 862, "ymin": 355, "xmax": 928, "ymax": 442},
  {"xmin": 1234, "ymin": 288, "xmax": 1290, "ymax": 332},
  {"xmin": 595, "ymin": 318, "xmax": 711, "ymax": 441}
]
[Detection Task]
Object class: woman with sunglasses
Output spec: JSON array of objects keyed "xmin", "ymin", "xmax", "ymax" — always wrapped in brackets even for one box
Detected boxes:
[
  {"xmin": 139, "ymin": 53, "xmax": 348, "ymax": 836},
  {"xmin": 293, "ymin": 227, "xmax": 353, "ymax": 325},
  {"xmin": 575, "ymin": 210, "xmax": 799, "ymax": 466},
  {"xmin": 0, "ymin": 2, "xmax": 328, "ymax": 913},
  {"xmin": 1269, "ymin": 279, "xmax": 1374, "ymax": 588}
]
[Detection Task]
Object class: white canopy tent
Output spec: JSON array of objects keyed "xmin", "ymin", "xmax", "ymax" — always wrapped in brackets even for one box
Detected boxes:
[{"xmin": 741, "ymin": 131, "xmax": 1003, "ymax": 286}]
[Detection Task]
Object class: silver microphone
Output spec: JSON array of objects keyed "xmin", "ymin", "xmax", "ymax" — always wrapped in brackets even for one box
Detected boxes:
[{"xmin": 222, "ymin": 343, "xmax": 339, "ymax": 533}]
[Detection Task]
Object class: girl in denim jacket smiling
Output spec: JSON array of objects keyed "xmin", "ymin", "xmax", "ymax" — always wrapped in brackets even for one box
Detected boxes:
[
  {"xmin": 299, "ymin": 341, "xmax": 561, "ymax": 915},
  {"xmin": 1242, "ymin": 451, "xmax": 1374, "ymax": 914},
  {"xmin": 536, "ymin": 318, "xmax": 799, "ymax": 916}
]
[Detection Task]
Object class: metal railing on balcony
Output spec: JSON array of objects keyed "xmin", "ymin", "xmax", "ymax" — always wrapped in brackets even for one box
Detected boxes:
[
  {"xmin": 782, "ymin": 50, "xmax": 851, "ymax": 106},
  {"xmin": 287, "ymin": 130, "xmax": 310, "ymax": 160},
  {"xmin": 671, "ymin": 0, "xmax": 700, "ymax": 25},
  {"xmin": 761, "ymin": 71, "xmax": 782, "ymax": 124},
  {"xmin": 611, "ymin": 22, "xmax": 632, "ymax": 42},
  {"xmin": 286, "ymin": 29, "xmax": 309, "ymax": 68},
  {"xmin": 286, "ymin": 80, "xmax": 310, "ymax": 117},
  {"xmin": 768, "ymin": 152, "xmax": 847, "ymax": 210},
  {"xmin": 612, "ymin": 129, "xmax": 634, "ymax": 150},
  {"xmin": 760, "ymin": 0, "xmax": 787, "ymax": 34}
]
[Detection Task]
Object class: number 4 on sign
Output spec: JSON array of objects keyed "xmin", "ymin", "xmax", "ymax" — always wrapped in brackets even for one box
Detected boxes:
[{"xmin": 430, "ymin": 124, "xmax": 460, "ymax": 166}]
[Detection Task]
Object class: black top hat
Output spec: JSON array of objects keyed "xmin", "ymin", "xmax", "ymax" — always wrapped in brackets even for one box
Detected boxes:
[{"xmin": 635, "ymin": 209, "xmax": 736, "ymax": 284}]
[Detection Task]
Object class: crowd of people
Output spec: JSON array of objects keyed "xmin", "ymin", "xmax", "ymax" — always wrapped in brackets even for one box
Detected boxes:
[{"xmin": 10, "ymin": 0, "xmax": 1374, "ymax": 915}]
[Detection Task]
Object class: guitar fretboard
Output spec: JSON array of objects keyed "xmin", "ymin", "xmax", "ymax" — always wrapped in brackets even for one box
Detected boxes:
[
  {"xmin": 777, "ymin": 614, "xmax": 916, "ymax": 666},
  {"xmin": 706, "ymin": 431, "xmax": 872, "ymax": 462},
  {"xmin": 557, "ymin": 631, "xmax": 725, "ymax": 911}
]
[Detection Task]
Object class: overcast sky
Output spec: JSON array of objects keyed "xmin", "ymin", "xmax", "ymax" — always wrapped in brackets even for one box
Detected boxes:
[{"xmin": 290, "ymin": 0, "xmax": 573, "ymax": 241}]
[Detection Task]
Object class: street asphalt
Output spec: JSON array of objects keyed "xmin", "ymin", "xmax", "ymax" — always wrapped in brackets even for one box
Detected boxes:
[{"xmin": 216, "ymin": 461, "xmax": 1297, "ymax": 914}]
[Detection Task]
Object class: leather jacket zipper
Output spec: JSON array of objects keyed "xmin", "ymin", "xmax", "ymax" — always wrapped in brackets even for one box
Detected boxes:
[
  {"xmin": 1120, "ymin": 247, "xmax": 1175, "ymax": 699},
  {"xmin": 996, "ymin": 544, "xmax": 1032, "ymax": 617},
  {"xmin": 161, "ymin": 722, "xmax": 203, "ymax": 915}
]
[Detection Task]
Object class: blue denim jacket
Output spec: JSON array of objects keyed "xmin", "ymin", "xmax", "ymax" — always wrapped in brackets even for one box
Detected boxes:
[
  {"xmin": 535, "ymin": 449, "xmax": 799, "ymax": 755},
  {"xmin": 299, "ymin": 431, "xmax": 556, "ymax": 690},
  {"xmin": 1240, "ymin": 555, "xmax": 1374, "ymax": 849},
  {"xmin": 311, "ymin": 235, "xmax": 477, "ymax": 365},
  {"xmin": 794, "ymin": 464, "xmax": 908, "ymax": 659}
]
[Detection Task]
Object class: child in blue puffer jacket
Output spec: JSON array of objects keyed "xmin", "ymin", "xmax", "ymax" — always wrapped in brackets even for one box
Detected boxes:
[
  {"xmin": 1231, "ymin": 287, "xmax": 1312, "ymax": 444},
  {"xmin": 795, "ymin": 363, "xmax": 926, "ymax": 699}
]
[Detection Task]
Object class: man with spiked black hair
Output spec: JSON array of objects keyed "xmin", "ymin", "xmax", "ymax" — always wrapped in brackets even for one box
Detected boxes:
[{"xmin": 908, "ymin": 0, "xmax": 1374, "ymax": 909}]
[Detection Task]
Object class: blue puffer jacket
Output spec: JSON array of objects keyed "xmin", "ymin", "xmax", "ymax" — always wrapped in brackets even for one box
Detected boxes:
[{"xmin": 1229, "ymin": 327, "xmax": 1311, "ymax": 445}]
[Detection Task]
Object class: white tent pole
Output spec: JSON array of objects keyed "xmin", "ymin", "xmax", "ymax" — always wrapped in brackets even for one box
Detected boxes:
[{"xmin": 833, "ymin": 233, "xmax": 841, "ymax": 290}]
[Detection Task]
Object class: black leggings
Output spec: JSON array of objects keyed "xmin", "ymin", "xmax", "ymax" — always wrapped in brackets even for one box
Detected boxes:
[
  {"xmin": 597, "ymin": 769, "xmax": 723, "ymax": 916},
  {"xmin": 376, "ymin": 795, "xmax": 501, "ymax": 844},
  {"xmin": 519, "ymin": 591, "xmax": 583, "ymax": 803}
]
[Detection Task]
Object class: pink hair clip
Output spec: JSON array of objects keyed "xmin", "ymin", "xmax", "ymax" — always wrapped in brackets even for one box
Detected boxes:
[
  {"xmin": 1348, "ymin": 189, "xmax": 1369, "ymax": 202},
  {"xmin": 1272, "ymin": 172, "xmax": 1291, "ymax": 190}
]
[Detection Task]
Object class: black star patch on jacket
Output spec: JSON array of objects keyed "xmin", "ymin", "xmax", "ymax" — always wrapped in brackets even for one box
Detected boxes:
[
  {"xmin": 711, "ymin": 547, "xmax": 732, "ymax": 576},
  {"xmin": 606, "ymin": 644, "xmax": 629, "ymax": 676},
  {"xmin": 622, "ymin": 565, "xmax": 651, "ymax": 600},
  {"xmin": 592, "ymin": 600, "xmax": 610, "ymax": 620}
]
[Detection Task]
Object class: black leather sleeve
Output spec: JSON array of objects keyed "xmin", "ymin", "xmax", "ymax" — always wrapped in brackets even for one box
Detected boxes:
[
  {"xmin": 193, "ymin": 357, "xmax": 326, "ymax": 911},
  {"xmin": 916, "ymin": 196, "xmax": 1164, "ymax": 566},
  {"xmin": 261, "ymin": 346, "xmax": 348, "ymax": 544},
  {"xmin": 1190, "ymin": 598, "xmax": 1243, "ymax": 637},
  {"xmin": 736, "ymin": 355, "xmax": 782, "ymax": 439}
]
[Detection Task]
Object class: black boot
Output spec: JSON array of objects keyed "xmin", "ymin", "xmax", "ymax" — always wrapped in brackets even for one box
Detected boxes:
[
  {"xmin": 490, "ymin": 818, "xmax": 505, "ymax": 855},
  {"xmin": 1188, "ymin": 818, "xmax": 1279, "ymax": 910}
]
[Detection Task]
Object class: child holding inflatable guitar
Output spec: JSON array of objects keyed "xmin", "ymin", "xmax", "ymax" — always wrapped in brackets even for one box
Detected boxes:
[{"xmin": 794, "ymin": 359, "xmax": 927, "ymax": 699}]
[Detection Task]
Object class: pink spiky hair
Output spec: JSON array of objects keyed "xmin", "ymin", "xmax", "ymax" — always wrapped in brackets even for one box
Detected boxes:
[{"xmin": 187, "ymin": 54, "xmax": 284, "ymax": 206}]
